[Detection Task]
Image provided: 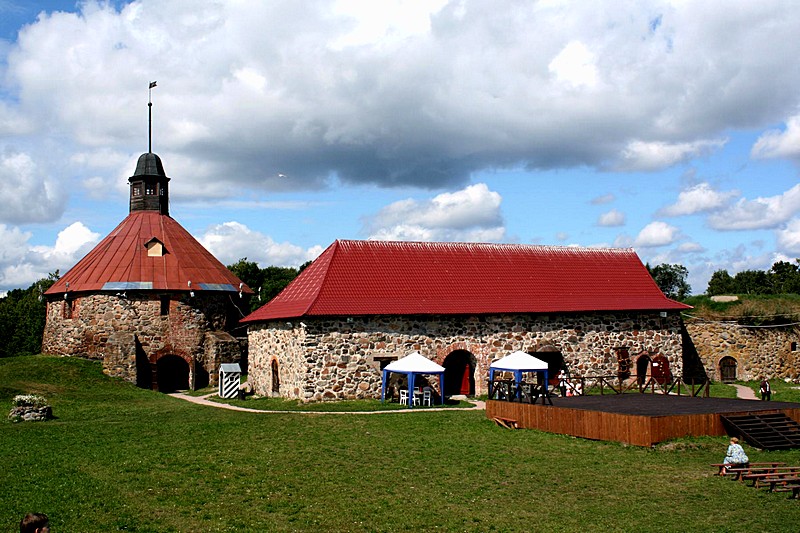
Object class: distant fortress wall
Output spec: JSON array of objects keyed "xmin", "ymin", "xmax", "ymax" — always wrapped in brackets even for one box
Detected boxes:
[{"xmin": 684, "ymin": 320, "xmax": 800, "ymax": 382}]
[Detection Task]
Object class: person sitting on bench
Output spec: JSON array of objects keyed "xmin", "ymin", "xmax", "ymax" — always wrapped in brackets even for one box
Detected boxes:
[{"xmin": 722, "ymin": 437, "xmax": 749, "ymax": 474}]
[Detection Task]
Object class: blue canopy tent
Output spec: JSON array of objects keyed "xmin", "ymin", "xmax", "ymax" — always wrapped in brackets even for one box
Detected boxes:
[
  {"xmin": 489, "ymin": 351, "xmax": 550, "ymax": 402},
  {"xmin": 381, "ymin": 351, "xmax": 445, "ymax": 408}
]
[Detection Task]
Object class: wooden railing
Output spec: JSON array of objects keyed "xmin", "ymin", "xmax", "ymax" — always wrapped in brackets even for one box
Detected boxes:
[{"xmin": 488, "ymin": 374, "xmax": 710, "ymax": 401}]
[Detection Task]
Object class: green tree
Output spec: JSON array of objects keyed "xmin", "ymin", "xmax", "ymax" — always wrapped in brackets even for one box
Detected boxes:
[
  {"xmin": 706, "ymin": 269, "xmax": 735, "ymax": 296},
  {"xmin": 732, "ymin": 269, "xmax": 771, "ymax": 294},
  {"xmin": 647, "ymin": 263, "xmax": 691, "ymax": 300},
  {"xmin": 227, "ymin": 259, "xmax": 300, "ymax": 313},
  {"xmin": 0, "ymin": 272, "xmax": 59, "ymax": 357},
  {"xmin": 768, "ymin": 260, "xmax": 800, "ymax": 294}
]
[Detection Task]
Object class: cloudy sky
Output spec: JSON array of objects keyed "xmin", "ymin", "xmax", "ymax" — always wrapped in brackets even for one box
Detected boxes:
[{"xmin": 1, "ymin": 0, "xmax": 800, "ymax": 295}]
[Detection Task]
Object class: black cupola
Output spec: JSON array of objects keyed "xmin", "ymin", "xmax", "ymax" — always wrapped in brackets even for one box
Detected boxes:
[{"xmin": 129, "ymin": 152, "xmax": 170, "ymax": 215}]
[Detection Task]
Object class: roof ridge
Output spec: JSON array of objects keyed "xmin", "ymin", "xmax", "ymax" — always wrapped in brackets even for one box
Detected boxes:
[{"xmin": 336, "ymin": 239, "xmax": 634, "ymax": 254}]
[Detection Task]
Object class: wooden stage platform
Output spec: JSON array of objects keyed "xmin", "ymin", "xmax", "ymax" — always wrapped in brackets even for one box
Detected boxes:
[{"xmin": 485, "ymin": 395, "xmax": 800, "ymax": 447}]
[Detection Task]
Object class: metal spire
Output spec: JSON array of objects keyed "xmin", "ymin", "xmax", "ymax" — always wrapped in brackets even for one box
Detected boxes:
[{"xmin": 148, "ymin": 81, "xmax": 157, "ymax": 153}]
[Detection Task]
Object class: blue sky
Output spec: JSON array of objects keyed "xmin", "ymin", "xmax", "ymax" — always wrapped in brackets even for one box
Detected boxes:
[{"xmin": 2, "ymin": 1, "xmax": 800, "ymax": 295}]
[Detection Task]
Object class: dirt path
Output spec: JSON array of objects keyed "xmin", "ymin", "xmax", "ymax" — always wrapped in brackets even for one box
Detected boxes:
[
  {"xmin": 731, "ymin": 383, "xmax": 759, "ymax": 400},
  {"xmin": 169, "ymin": 392, "xmax": 485, "ymax": 415}
]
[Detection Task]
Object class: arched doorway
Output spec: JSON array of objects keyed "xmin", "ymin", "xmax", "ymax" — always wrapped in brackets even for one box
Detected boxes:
[
  {"xmin": 720, "ymin": 356, "xmax": 737, "ymax": 383},
  {"xmin": 443, "ymin": 350, "xmax": 475, "ymax": 396},
  {"xmin": 156, "ymin": 355, "xmax": 190, "ymax": 393},
  {"xmin": 636, "ymin": 353, "xmax": 652, "ymax": 385},
  {"xmin": 615, "ymin": 347, "xmax": 631, "ymax": 380},
  {"xmin": 271, "ymin": 359, "xmax": 280, "ymax": 396},
  {"xmin": 534, "ymin": 347, "xmax": 564, "ymax": 387}
]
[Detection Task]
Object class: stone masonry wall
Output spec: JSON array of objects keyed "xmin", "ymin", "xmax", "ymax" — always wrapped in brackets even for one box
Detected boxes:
[
  {"xmin": 248, "ymin": 312, "xmax": 683, "ymax": 401},
  {"xmin": 685, "ymin": 321, "xmax": 800, "ymax": 381},
  {"xmin": 42, "ymin": 293, "xmax": 241, "ymax": 386}
]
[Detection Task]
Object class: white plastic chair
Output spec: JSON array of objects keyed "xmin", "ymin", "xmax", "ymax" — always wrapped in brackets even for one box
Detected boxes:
[
  {"xmin": 422, "ymin": 388, "xmax": 432, "ymax": 406},
  {"xmin": 399, "ymin": 389, "xmax": 408, "ymax": 405}
]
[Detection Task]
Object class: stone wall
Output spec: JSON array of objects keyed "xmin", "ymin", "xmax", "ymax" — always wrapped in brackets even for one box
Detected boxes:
[
  {"xmin": 8, "ymin": 405, "xmax": 52, "ymax": 422},
  {"xmin": 248, "ymin": 312, "xmax": 684, "ymax": 401},
  {"xmin": 684, "ymin": 320, "xmax": 800, "ymax": 381},
  {"xmin": 42, "ymin": 292, "xmax": 243, "ymax": 388}
]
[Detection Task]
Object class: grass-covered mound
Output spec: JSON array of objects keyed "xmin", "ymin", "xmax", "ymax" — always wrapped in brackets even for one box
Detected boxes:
[
  {"xmin": 2, "ymin": 356, "xmax": 800, "ymax": 532},
  {"xmin": 684, "ymin": 294, "xmax": 800, "ymax": 326}
]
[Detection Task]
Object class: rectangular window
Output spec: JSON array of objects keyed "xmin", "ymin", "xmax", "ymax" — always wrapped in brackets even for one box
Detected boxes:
[
  {"xmin": 63, "ymin": 299, "xmax": 76, "ymax": 319},
  {"xmin": 133, "ymin": 186, "xmax": 141, "ymax": 196},
  {"xmin": 160, "ymin": 296, "xmax": 170, "ymax": 316}
]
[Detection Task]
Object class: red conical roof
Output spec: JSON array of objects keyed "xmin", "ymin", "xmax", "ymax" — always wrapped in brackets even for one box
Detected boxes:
[{"xmin": 46, "ymin": 211, "xmax": 251, "ymax": 295}]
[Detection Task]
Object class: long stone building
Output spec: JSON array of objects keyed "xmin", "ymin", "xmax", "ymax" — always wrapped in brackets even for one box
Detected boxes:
[
  {"xmin": 242, "ymin": 239, "xmax": 691, "ymax": 401},
  {"xmin": 42, "ymin": 151, "xmax": 252, "ymax": 391}
]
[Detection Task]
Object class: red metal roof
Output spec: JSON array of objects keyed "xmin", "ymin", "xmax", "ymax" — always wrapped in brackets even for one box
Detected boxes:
[
  {"xmin": 241, "ymin": 239, "xmax": 690, "ymax": 322},
  {"xmin": 46, "ymin": 211, "xmax": 251, "ymax": 295}
]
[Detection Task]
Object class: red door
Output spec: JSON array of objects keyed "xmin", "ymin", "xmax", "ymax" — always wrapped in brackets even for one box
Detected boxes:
[{"xmin": 460, "ymin": 364, "xmax": 471, "ymax": 395}]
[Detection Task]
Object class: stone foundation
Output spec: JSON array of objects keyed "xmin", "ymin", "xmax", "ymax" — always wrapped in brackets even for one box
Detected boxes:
[
  {"xmin": 42, "ymin": 292, "xmax": 244, "ymax": 389},
  {"xmin": 248, "ymin": 312, "xmax": 684, "ymax": 401}
]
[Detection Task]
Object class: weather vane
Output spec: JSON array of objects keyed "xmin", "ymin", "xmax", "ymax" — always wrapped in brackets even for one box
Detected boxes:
[{"xmin": 148, "ymin": 81, "xmax": 157, "ymax": 153}]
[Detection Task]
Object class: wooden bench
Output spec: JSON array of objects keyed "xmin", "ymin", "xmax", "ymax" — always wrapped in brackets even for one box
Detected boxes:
[
  {"xmin": 711, "ymin": 462, "xmax": 785, "ymax": 478},
  {"xmin": 764, "ymin": 476, "xmax": 800, "ymax": 493},
  {"xmin": 744, "ymin": 469, "xmax": 800, "ymax": 488},
  {"xmin": 493, "ymin": 417, "xmax": 519, "ymax": 429}
]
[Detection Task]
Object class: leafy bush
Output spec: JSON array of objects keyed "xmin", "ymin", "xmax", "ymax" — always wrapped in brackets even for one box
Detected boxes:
[{"xmin": 11, "ymin": 394, "xmax": 49, "ymax": 408}]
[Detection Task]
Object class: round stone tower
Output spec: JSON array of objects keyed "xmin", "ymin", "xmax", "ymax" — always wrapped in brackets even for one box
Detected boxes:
[{"xmin": 42, "ymin": 152, "xmax": 253, "ymax": 392}]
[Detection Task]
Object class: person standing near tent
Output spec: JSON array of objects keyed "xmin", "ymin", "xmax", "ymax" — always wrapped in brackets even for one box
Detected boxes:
[
  {"xmin": 760, "ymin": 377, "xmax": 771, "ymax": 401},
  {"xmin": 558, "ymin": 369, "xmax": 568, "ymax": 397}
]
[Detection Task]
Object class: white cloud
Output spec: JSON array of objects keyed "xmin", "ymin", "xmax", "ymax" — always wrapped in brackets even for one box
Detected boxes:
[
  {"xmin": 548, "ymin": 40, "xmax": 599, "ymax": 89},
  {"xmin": 751, "ymin": 114, "xmax": 800, "ymax": 160},
  {"xmin": 0, "ymin": 222, "xmax": 100, "ymax": 290},
  {"xmin": 776, "ymin": 218, "xmax": 800, "ymax": 255},
  {"xmin": 633, "ymin": 221, "xmax": 680, "ymax": 248},
  {"xmin": 597, "ymin": 209, "xmax": 625, "ymax": 227},
  {"xmin": 659, "ymin": 182, "xmax": 738, "ymax": 216},
  {"xmin": 708, "ymin": 184, "xmax": 800, "ymax": 230},
  {"xmin": 363, "ymin": 183, "xmax": 505, "ymax": 242},
  {"xmin": 677, "ymin": 241, "xmax": 704, "ymax": 253},
  {"xmin": 0, "ymin": 149, "xmax": 66, "ymax": 223},
  {"xmin": 1, "ymin": 1, "xmax": 798, "ymax": 196},
  {"xmin": 590, "ymin": 193, "xmax": 615, "ymax": 205},
  {"xmin": 199, "ymin": 221, "xmax": 323, "ymax": 267},
  {"xmin": 614, "ymin": 139, "xmax": 727, "ymax": 172}
]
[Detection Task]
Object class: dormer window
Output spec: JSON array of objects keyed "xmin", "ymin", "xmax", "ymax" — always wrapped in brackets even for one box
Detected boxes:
[{"xmin": 145, "ymin": 237, "xmax": 167, "ymax": 257}]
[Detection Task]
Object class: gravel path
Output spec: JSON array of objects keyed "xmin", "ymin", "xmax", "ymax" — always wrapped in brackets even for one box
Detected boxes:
[
  {"xmin": 169, "ymin": 392, "xmax": 485, "ymax": 415},
  {"xmin": 731, "ymin": 383, "xmax": 759, "ymax": 400}
]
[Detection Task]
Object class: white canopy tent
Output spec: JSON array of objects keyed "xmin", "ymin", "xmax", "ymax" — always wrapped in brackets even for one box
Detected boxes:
[
  {"xmin": 381, "ymin": 351, "xmax": 445, "ymax": 408},
  {"xmin": 489, "ymin": 351, "xmax": 550, "ymax": 402}
]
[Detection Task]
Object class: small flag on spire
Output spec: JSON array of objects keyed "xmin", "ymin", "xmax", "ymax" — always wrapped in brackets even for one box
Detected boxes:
[{"xmin": 149, "ymin": 81, "xmax": 157, "ymax": 89}]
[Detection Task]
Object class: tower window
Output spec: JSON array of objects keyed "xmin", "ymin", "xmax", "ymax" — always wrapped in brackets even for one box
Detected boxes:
[
  {"xmin": 133, "ymin": 186, "xmax": 141, "ymax": 196},
  {"xmin": 145, "ymin": 238, "xmax": 167, "ymax": 257},
  {"xmin": 145, "ymin": 185, "xmax": 155, "ymax": 195},
  {"xmin": 160, "ymin": 296, "xmax": 170, "ymax": 316}
]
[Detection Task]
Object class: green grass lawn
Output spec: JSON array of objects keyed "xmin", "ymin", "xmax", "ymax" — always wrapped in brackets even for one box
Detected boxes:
[{"xmin": 2, "ymin": 356, "xmax": 800, "ymax": 532}]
